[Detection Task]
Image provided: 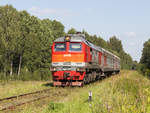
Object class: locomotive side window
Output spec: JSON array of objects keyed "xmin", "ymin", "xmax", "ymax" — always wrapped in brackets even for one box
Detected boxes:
[
  {"xmin": 90, "ymin": 48, "xmax": 92, "ymax": 55},
  {"xmin": 69, "ymin": 43, "xmax": 82, "ymax": 51},
  {"xmin": 55, "ymin": 43, "xmax": 66, "ymax": 51}
]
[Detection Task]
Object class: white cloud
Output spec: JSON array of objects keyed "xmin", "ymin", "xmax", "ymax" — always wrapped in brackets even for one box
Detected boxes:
[
  {"xmin": 125, "ymin": 32, "xmax": 136, "ymax": 37},
  {"xmin": 29, "ymin": 7, "xmax": 56, "ymax": 16},
  {"xmin": 28, "ymin": 6, "xmax": 73, "ymax": 17}
]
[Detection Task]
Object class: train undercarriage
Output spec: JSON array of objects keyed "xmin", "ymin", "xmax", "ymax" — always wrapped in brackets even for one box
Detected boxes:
[{"xmin": 52, "ymin": 68, "xmax": 120, "ymax": 87}]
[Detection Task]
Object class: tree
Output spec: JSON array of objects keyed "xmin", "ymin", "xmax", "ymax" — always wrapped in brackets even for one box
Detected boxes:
[
  {"xmin": 0, "ymin": 5, "xmax": 20, "ymax": 76},
  {"xmin": 0, "ymin": 36, "xmax": 5, "ymax": 72},
  {"xmin": 67, "ymin": 28, "xmax": 77, "ymax": 34},
  {"xmin": 15, "ymin": 10, "xmax": 31, "ymax": 76},
  {"xmin": 140, "ymin": 39, "xmax": 150, "ymax": 73},
  {"xmin": 108, "ymin": 36, "xmax": 123, "ymax": 53},
  {"xmin": 0, "ymin": 5, "xmax": 64, "ymax": 80},
  {"xmin": 51, "ymin": 20, "xmax": 65, "ymax": 39}
]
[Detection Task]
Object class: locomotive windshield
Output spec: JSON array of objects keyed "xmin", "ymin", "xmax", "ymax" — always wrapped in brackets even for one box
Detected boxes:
[
  {"xmin": 55, "ymin": 43, "xmax": 66, "ymax": 51},
  {"xmin": 69, "ymin": 43, "xmax": 82, "ymax": 51}
]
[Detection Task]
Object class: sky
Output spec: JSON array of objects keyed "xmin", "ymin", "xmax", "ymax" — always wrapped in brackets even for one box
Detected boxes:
[{"xmin": 0, "ymin": 0, "xmax": 150, "ymax": 62}]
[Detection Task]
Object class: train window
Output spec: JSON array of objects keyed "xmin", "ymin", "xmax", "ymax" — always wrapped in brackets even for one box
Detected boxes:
[
  {"xmin": 90, "ymin": 48, "xmax": 92, "ymax": 52},
  {"xmin": 90, "ymin": 48, "xmax": 92, "ymax": 55},
  {"xmin": 69, "ymin": 43, "xmax": 82, "ymax": 51},
  {"xmin": 55, "ymin": 43, "xmax": 66, "ymax": 51}
]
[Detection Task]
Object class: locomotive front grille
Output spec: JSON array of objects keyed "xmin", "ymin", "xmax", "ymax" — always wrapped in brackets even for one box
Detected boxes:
[
  {"xmin": 52, "ymin": 62, "xmax": 86, "ymax": 67},
  {"xmin": 63, "ymin": 72, "xmax": 70, "ymax": 79},
  {"xmin": 53, "ymin": 76, "xmax": 59, "ymax": 80},
  {"xmin": 63, "ymin": 62, "xmax": 71, "ymax": 65},
  {"xmin": 51, "ymin": 67, "xmax": 76, "ymax": 71}
]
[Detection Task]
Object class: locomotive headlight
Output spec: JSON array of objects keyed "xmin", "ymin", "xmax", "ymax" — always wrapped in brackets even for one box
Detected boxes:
[
  {"xmin": 50, "ymin": 67, "xmax": 56, "ymax": 71},
  {"xmin": 76, "ymin": 68, "xmax": 80, "ymax": 71},
  {"xmin": 65, "ymin": 36, "xmax": 70, "ymax": 42},
  {"xmin": 76, "ymin": 67, "xmax": 85, "ymax": 72}
]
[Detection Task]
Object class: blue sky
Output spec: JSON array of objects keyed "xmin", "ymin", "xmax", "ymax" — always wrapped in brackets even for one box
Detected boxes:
[{"xmin": 1, "ymin": 0, "xmax": 150, "ymax": 61}]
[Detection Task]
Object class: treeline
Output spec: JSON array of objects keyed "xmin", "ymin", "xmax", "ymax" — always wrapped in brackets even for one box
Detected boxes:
[
  {"xmin": 0, "ymin": 5, "xmax": 133, "ymax": 80},
  {"xmin": 140, "ymin": 39, "xmax": 150, "ymax": 77}
]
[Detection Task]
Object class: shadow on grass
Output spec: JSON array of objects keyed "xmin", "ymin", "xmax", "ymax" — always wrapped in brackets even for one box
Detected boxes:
[{"xmin": 42, "ymin": 82, "xmax": 53, "ymax": 87}]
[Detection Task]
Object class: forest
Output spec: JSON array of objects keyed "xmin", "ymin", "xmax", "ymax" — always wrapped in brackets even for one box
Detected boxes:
[{"xmin": 0, "ymin": 5, "xmax": 147, "ymax": 80}]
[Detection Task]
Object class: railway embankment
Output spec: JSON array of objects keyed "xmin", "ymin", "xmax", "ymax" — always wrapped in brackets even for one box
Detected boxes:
[{"xmin": 1, "ymin": 70, "xmax": 150, "ymax": 113}]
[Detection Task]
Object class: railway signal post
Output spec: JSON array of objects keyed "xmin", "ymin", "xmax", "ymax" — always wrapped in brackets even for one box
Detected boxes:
[{"xmin": 88, "ymin": 91, "xmax": 92, "ymax": 102}]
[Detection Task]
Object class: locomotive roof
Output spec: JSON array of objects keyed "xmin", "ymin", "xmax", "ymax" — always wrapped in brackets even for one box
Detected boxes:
[{"xmin": 54, "ymin": 34, "xmax": 120, "ymax": 60}]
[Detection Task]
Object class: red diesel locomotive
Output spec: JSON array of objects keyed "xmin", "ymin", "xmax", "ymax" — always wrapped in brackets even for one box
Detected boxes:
[{"xmin": 50, "ymin": 34, "xmax": 120, "ymax": 86}]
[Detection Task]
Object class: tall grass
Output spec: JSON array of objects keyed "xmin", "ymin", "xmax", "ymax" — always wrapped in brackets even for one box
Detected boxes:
[
  {"xmin": 46, "ymin": 71, "xmax": 150, "ymax": 113},
  {"xmin": 19, "ymin": 70, "xmax": 150, "ymax": 113},
  {"xmin": 0, "ymin": 69, "xmax": 52, "ymax": 81}
]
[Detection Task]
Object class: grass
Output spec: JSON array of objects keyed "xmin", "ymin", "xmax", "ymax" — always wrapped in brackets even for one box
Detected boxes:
[
  {"xmin": 1, "ymin": 70, "xmax": 150, "ymax": 113},
  {"xmin": 0, "ymin": 81, "xmax": 51, "ymax": 98},
  {"xmin": 44, "ymin": 70, "xmax": 150, "ymax": 113}
]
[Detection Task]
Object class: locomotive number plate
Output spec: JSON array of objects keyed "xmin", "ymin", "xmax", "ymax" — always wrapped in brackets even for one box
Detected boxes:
[{"xmin": 64, "ymin": 54, "xmax": 71, "ymax": 57}]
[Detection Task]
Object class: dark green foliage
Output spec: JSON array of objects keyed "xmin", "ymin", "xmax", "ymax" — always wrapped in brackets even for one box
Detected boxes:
[
  {"xmin": 140, "ymin": 39, "xmax": 150, "ymax": 77},
  {"xmin": 132, "ymin": 60, "xmax": 142, "ymax": 72},
  {"xmin": 67, "ymin": 28, "xmax": 77, "ymax": 34},
  {"xmin": 0, "ymin": 5, "xmax": 64, "ymax": 80},
  {"xmin": 140, "ymin": 39, "xmax": 150, "ymax": 68},
  {"xmin": 47, "ymin": 102, "xmax": 64, "ymax": 112},
  {"xmin": 0, "ymin": 5, "xmax": 21, "ymax": 76},
  {"xmin": 108, "ymin": 36, "xmax": 123, "ymax": 53},
  {"xmin": 51, "ymin": 20, "xmax": 65, "ymax": 39}
]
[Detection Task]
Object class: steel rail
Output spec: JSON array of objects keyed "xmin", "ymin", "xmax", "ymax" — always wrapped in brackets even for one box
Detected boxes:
[
  {"xmin": 0, "ymin": 88, "xmax": 51, "ymax": 102},
  {"xmin": 0, "ymin": 88, "xmax": 51, "ymax": 111}
]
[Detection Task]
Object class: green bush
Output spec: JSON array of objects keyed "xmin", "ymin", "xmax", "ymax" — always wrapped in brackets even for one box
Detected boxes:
[
  {"xmin": 145, "ymin": 69, "xmax": 150, "ymax": 78},
  {"xmin": 47, "ymin": 102, "xmax": 64, "ymax": 113}
]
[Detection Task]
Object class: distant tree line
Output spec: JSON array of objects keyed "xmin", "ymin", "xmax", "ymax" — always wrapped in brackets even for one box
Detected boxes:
[
  {"xmin": 140, "ymin": 39, "xmax": 150, "ymax": 77},
  {"xmin": 0, "ymin": 5, "xmax": 133, "ymax": 80}
]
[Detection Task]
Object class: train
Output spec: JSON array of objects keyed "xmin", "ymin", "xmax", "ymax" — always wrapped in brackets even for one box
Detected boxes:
[{"xmin": 50, "ymin": 33, "xmax": 120, "ymax": 86}]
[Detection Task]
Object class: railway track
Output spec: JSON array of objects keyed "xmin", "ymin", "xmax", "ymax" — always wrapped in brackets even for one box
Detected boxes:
[{"xmin": 0, "ymin": 88, "xmax": 51, "ymax": 111}]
